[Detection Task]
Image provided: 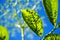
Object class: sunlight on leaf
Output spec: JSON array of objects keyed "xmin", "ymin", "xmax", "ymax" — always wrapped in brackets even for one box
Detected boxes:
[
  {"xmin": 43, "ymin": 0, "xmax": 58, "ymax": 27},
  {"xmin": 0, "ymin": 25, "xmax": 9, "ymax": 40},
  {"xmin": 43, "ymin": 33, "xmax": 60, "ymax": 40},
  {"xmin": 21, "ymin": 9, "xmax": 43, "ymax": 36}
]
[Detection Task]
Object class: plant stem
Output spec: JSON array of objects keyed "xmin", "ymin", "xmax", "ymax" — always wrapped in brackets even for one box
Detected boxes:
[{"xmin": 21, "ymin": 25, "xmax": 24, "ymax": 40}]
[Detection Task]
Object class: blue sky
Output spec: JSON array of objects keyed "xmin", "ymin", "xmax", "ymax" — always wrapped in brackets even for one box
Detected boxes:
[{"xmin": 0, "ymin": 0, "xmax": 60, "ymax": 40}]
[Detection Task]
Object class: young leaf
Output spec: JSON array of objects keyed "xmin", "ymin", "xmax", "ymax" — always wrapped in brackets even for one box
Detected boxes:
[
  {"xmin": 0, "ymin": 25, "xmax": 9, "ymax": 40},
  {"xmin": 21, "ymin": 9, "xmax": 43, "ymax": 36},
  {"xmin": 43, "ymin": 0, "xmax": 58, "ymax": 27},
  {"xmin": 43, "ymin": 34, "xmax": 60, "ymax": 40}
]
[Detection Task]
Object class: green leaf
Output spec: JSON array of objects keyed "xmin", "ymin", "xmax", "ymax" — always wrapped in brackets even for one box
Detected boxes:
[
  {"xmin": 21, "ymin": 9, "xmax": 43, "ymax": 36},
  {"xmin": 43, "ymin": 34, "xmax": 60, "ymax": 40},
  {"xmin": 0, "ymin": 25, "xmax": 9, "ymax": 40},
  {"xmin": 43, "ymin": 0, "xmax": 58, "ymax": 27},
  {"xmin": 57, "ymin": 22, "xmax": 60, "ymax": 28}
]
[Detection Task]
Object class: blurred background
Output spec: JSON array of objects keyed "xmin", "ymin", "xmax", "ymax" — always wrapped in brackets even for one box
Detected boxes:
[{"xmin": 0, "ymin": 0, "xmax": 60, "ymax": 40}]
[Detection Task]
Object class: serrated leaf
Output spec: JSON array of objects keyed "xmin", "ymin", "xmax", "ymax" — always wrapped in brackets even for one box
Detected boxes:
[
  {"xmin": 43, "ymin": 0, "xmax": 58, "ymax": 27},
  {"xmin": 0, "ymin": 25, "xmax": 9, "ymax": 40},
  {"xmin": 43, "ymin": 34, "xmax": 60, "ymax": 40},
  {"xmin": 21, "ymin": 9, "xmax": 43, "ymax": 36}
]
